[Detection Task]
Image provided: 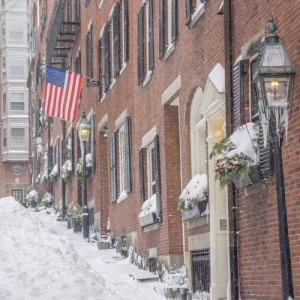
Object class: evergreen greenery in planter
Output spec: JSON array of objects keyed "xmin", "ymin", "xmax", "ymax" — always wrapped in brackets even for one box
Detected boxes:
[
  {"xmin": 50, "ymin": 164, "xmax": 58, "ymax": 183},
  {"xmin": 178, "ymin": 174, "xmax": 209, "ymax": 221},
  {"xmin": 62, "ymin": 159, "xmax": 72, "ymax": 183},
  {"xmin": 40, "ymin": 192, "xmax": 53, "ymax": 208},
  {"xmin": 76, "ymin": 158, "xmax": 84, "ymax": 184},
  {"xmin": 209, "ymin": 123, "xmax": 259, "ymax": 188},
  {"xmin": 25, "ymin": 190, "xmax": 39, "ymax": 208}
]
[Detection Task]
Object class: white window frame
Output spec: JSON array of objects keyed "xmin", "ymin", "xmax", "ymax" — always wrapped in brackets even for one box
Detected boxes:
[
  {"xmin": 120, "ymin": 0, "xmax": 127, "ymax": 72},
  {"xmin": 118, "ymin": 123, "xmax": 126, "ymax": 194},
  {"xmin": 147, "ymin": 142, "xmax": 156, "ymax": 198}
]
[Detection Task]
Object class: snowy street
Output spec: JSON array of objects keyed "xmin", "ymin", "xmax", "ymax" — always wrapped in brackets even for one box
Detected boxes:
[{"xmin": 0, "ymin": 197, "xmax": 165, "ymax": 300}]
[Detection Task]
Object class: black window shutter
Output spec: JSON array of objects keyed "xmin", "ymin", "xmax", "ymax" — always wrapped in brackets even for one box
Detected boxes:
[
  {"xmin": 148, "ymin": 0, "xmax": 154, "ymax": 70},
  {"xmin": 233, "ymin": 60, "xmax": 244, "ymax": 128},
  {"xmin": 104, "ymin": 23, "xmax": 111, "ymax": 91},
  {"xmin": 50, "ymin": 146, "xmax": 54, "ymax": 169},
  {"xmin": 113, "ymin": 3, "xmax": 121, "ymax": 77},
  {"xmin": 91, "ymin": 113, "xmax": 96, "ymax": 174},
  {"xmin": 97, "ymin": 39, "xmax": 102, "ymax": 100},
  {"xmin": 137, "ymin": 7, "xmax": 144, "ymax": 84},
  {"xmin": 109, "ymin": 132, "xmax": 117, "ymax": 202},
  {"xmin": 159, "ymin": 0, "xmax": 165, "ymax": 59},
  {"xmin": 124, "ymin": 116, "xmax": 132, "ymax": 193},
  {"xmin": 171, "ymin": 0, "xmax": 178, "ymax": 43},
  {"xmin": 139, "ymin": 148, "xmax": 145, "ymax": 206},
  {"xmin": 258, "ymin": 122, "xmax": 274, "ymax": 178},
  {"xmin": 71, "ymin": 127, "xmax": 74, "ymax": 175},
  {"xmin": 78, "ymin": 50, "xmax": 81, "ymax": 74},
  {"xmin": 185, "ymin": 0, "xmax": 192, "ymax": 25},
  {"xmin": 154, "ymin": 135, "xmax": 162, "ymax": 220},
  {"xmin": 85, "ymin": 34, "xmax": 89, "ymax": 86},
  {"xmin": 124, "ymin": 0, "xmax": 129, "ymax": 62},
  {"xmin": 90, "ymin": 24, "xmax": 93, "ymax": 79}
]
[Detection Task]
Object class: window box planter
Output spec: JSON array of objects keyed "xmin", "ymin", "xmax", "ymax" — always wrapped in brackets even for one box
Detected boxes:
[
  {"xmin": 182, "ymin": 200, "xmax": 208, "ymax": 222},
  {"xmin": 232, "ymin": 164, "xmax": 261, "ymax": 188},
  {"xmin": 139, "ymin": 212, "xmax": 158, "ymax": 228},
  {"xmin": 73, "ymin": 218, "xmax": 82, "ymax": 233}
]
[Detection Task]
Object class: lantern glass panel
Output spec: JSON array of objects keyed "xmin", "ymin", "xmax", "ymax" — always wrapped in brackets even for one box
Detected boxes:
[
  {"xmin": 263, "ymin": 76, "xmax": 290, "ymax": 108},
  {"xmin": 262, "ymin": 44, "xmax": 291, "ymax": 67},
  {"xmin": 79, "ymin": 124, "xmax": 90, "ymax": 142}
]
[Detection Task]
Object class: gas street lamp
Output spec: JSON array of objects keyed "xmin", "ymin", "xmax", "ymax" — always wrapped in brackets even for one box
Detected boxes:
[
  {"xmin": 254, "ymin": 18, "xmax": 296, "ymax": 299},
  {"xmin": 78, "ymin": 109, "xmax": 91, "ymax": 239},
  {"xmin": 36, "ymin": 135, "xmax": 44, "ymax": 154}
]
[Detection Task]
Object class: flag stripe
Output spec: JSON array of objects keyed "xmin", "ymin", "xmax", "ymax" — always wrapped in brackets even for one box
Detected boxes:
[{"xmin": 44, "ymin": 66, "xmax": 83, "ymax": 123}]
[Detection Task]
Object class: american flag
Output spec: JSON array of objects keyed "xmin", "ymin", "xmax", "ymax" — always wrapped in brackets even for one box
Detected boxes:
[{"xmin": 43, "ymin": 66, "xmax": 84, "ymax": 123}]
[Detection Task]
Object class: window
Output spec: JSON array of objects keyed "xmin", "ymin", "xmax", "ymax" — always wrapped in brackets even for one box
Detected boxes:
[
  {"xmin": 75, "ymin": 49, "xmax": 81, "ymax": 74},
  {"xmin": 139, "ymin": 134, "xmax": 162, "ymax": 219},
  {"xmin": 9, "ymin": 57, "xmax": 24, "ymax": 76},
  {"xmin": 10, "ymin": 93, "xmax": 25, "ymax": 111},
  {"xmin": 86, "ymin": 113, "xmax": 96, "ymax": 177},
  {"xmin": 3, "ymin": 93, "xmax": 6, "ymax": 114},
  {"xmin": 185, "ymin": 0, "xmax": 205, "ymax": 26},
  {"xmin": 85, "ymin": 24, "xmax": 93, "ymax": 86},
  {"xmin": 85, "ymin": 0, "xmax": 90, "ymax": 7},
  {"xmin": 11, "ymin": 128, "xmax": 25, "ymax": 147},
  {"xmin": 9, "ymin": 22, "xmax": 23, "ymax": 41},
  {"xmin": 190, "ymin": 88, "xmax": 208, "ymax": 176},
  {"xmin": 147, "ymin": 143, "xmax": 156, "ymax": 198},
  {"xmin": 97, "ymin": 39, "xmax": 102, "ymax": 100},
  {"xmin": 121, "ymin": 0, "xmax": 129, "ymax": 65},
  {"xmin": 137, "ymin": 0, "xmax": 154, "ymax": 85},
  {"xmin": 159, "ymin": 0, "xmax": 178, "ymax": 58},
  {"xmin": 109, "ymin": 116, "xmax": 132, "ymax": 202},
  {"xmin": 3, "ymin": 128, "xmax": 7, "ymax": 148},
  {"xmin": 119, "ymin": 124, "xmax": 125, "ymax": 193}
]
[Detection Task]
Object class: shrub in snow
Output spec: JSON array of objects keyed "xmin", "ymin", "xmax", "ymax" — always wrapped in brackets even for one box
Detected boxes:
[
  {"xmin": 25, "ymin": 190, "xmax": 38, "ymax": 206},
  {"xmin": 209, "ymin": 122, "xmax": 259, "ymax": 188},
  {"xmin": 69, "ymin": 204, "xmax": 83, "ymax": 224},
  {"xmin": 50, "ymin": 164, "xmax": 58, "ymax": 182},
  {"xmin": 178, "ymin": 174, "xmax": 208, "ymax": 211},
  {"xmin": 41, "ymin": 192, "xmax": 53, "ymax": 207},
  {"xmin": 62, "ymin": 159, "xmax": 72, "ymax": 183}
]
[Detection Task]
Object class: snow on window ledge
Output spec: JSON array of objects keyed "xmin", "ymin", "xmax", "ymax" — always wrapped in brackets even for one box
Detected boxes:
[
  {"xmin": 100, "ymin": 92, "xmax": 107, "ymax": 103},
  {"xmin": 120, "ymin": 62, "xmax": 127, "ymax": 75},
  {"xmin": 117, "ymin": 190, "xmax": 128, "ymax": 204},
  {"xmin": 191, "ymin": 2, "xmax": 205, "ymax": 27},
  {"xmin": 142, "ymin": 70, "xmax": 152, "ymax": 88},
  {"xmin": 164, "ymin": 43, "xmax": 175, "ymax": 61},
  {"xmin": 139, "ymin": 194, "xmax": 157, "ymax": 218},
  {"xmin": 109, "ymin": 78, "xmax": 116, "ymax": 90}
]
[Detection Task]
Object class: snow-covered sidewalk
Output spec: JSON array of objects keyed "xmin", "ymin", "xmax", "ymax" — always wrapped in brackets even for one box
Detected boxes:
[{"xmin": 0, "ymin": 197, "xmax": 165, "ymax": 300}]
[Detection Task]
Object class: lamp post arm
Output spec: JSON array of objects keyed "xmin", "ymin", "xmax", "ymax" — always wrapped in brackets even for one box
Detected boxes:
[{"xmin": 271, "ymin": 129, "xmax": 294, "ymax": 299}]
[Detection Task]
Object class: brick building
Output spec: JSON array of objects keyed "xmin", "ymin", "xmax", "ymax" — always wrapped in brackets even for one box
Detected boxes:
[{"xmin": 28, "ymin": 0, "xmax": 300, "ymax": 299}]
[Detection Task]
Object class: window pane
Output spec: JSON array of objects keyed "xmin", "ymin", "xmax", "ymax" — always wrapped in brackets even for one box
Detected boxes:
[
  {"xmin": 9, "ymin": 23, "xmax": 23, "ymax": 40},
  {"xmin": 10, "ymin": 93, "xmax": 24, "ymax": 110},
  {"xmin": 11, "ymin": 128, "xmax": 25, "ymax": 146},
  {"xmin": 9, "ymin": 57, "xmax": 24, "ymax": 76},
  {"xmin": 3, "ymin": 93, "xmax": 6, "ymax": 114},
  {"xmin": 11, "ymin": 102, "xmax": 24, "ymax": 110}
]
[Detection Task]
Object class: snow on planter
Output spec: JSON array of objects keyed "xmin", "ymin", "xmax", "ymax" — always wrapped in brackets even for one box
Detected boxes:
[
  {"xmin": 178, "ymin": 174, "xmax": 208, "ymax": 212},
  {"xmin": 139, "ymin": 194, "xmax": 157, "ymax": 218},
  {"xmin": 213, "ymin": 122, "xmax": 259, "ymax": 188},
  {"xmin": 86, "ymin": 153, "xmax": 92, "ymax": 167},
  {"xmin": 139, "ymin": 194, "xmax": 157, "ymax": 227}
]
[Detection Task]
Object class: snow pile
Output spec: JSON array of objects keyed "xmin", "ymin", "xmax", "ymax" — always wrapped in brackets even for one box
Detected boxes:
[
  {"xmin": 50, "ymin": 164, "xmax": 57, "ymax": 176},
  {"xmin": 179, "ymin": 174, "xmax": 208, "ymax": 211},
  {"xmin": 162, "ymin": 265, "xmax": 189, "ymax": 289},
  {"xmin": 139, "ymin": 194, "xmax": 156, "ymax": 217},
  {"xmin": 0, "ymin": 196, "xmax": 165, "ymax": 300}
]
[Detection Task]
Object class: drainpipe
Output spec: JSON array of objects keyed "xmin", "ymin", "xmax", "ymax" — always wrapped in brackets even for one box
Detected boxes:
[{"xmin": 224, "ymin": 0, "xmax": 239, "ymax": 299}]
